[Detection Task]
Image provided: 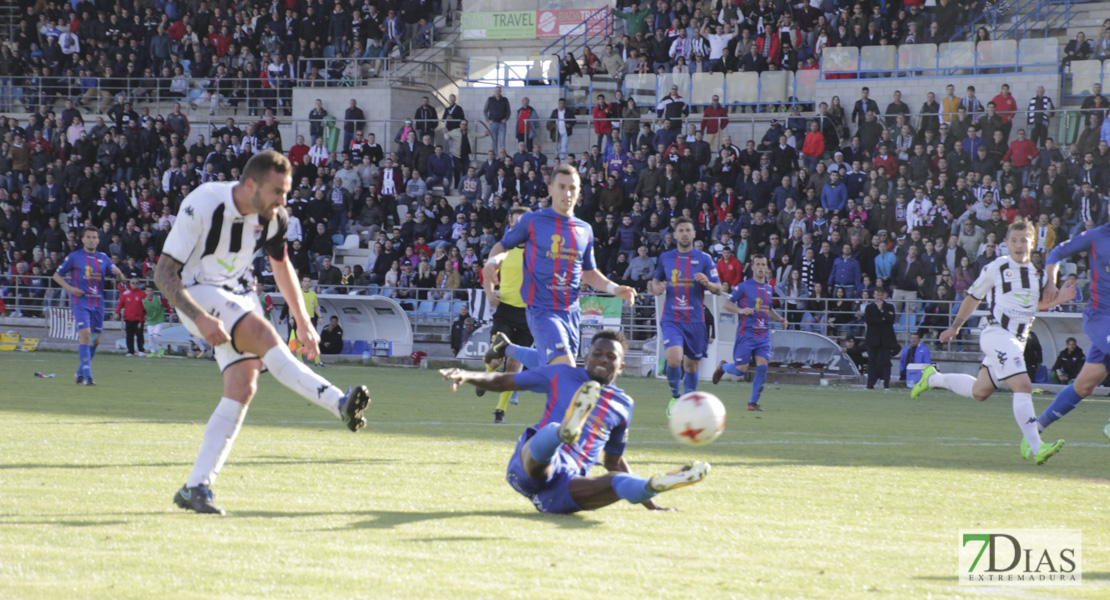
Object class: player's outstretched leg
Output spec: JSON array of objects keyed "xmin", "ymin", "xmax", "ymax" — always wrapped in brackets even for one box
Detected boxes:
[
  {"xmin": 484, "ymin": 332, "xmax": 511, "ymax": 366},
  {"xmin": 258, "ymin": 344, "xmax": 370, "ymax": 431},
  {"xmin": 647, "ymin": 461, "xmax": 711, "ymax": 493},
  {"xmin": 558, "ymin": 381, "xmax": 600, "ymax": 444},
  {"xmin": 713, "ymin": 361, "xmax": 745, "ymax": 384},
  {"xmin": 911, "ymin": 365, "xmax": 978, "ymax": 400},
  {"xmin": 1035, "ymin": 383, "xmax": 1084, "ymax": 433},
  {"xmin": 569, "ymin": 461, "xmax": 711, "ymax": 511}
]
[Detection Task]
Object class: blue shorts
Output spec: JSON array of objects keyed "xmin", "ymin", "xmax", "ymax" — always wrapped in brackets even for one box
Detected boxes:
[
  {"xmin": 72, "ymin": 305, "xmax": 105, "ymax": 334},
  {"xmin": 505, "ymin": 427, "xmax": 584, "ymax": 514},
  {"xmin": 526, "ymin": 306, "xmax": 580, "ymax": 363},
  {"xmin": 732, "ymin": 334, "xmax": 771, "ymax": 365},
  {"xmin": 661, "ymin": 321, "xmax": 709, "ymax": 360},
  {"xmin": 1082, "ymin": 310, "xmax": 1110, "ymax": 368}
]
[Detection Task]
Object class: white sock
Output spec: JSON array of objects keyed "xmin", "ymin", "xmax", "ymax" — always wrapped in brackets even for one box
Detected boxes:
[
  {"xmin": 261, "ymin": 345, "xmax": 344, "ymax": 418},
  {"xmin": 186, "ymin": 398, "xmax": 248, "ymax": 487},
  {"xmin": 928, "ymin": 372, "xmax": 977, "ymax": 399},
  {"xmin": 1013, "ymin": 392, "xmax": 1042, "ymax": 455}
]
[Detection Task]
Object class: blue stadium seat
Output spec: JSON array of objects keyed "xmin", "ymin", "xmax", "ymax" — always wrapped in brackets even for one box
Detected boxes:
[
  {"xmin": 331, "ymin": 234, "xmax": 345, "ymax": 246},
  {"xmin": 791, "ymin": 347, "xmax": 812, "ymax": 365},
  {"xmin": 417, "ymin": 301, "xmax": 434, "ymax": 314},
  {"xmin": 770, "ymin": 346, "xmax": 792, "ymax": 365},
  {"xmin": 434, "ymin": 302, "xmax": 452, "ymax": 313},
  {"xmin": 1034, "ymin": 365, "xmax": 1049, "ymax": 384},
  {"xmin": 350, "ymin": 340, "xmax": 369, "ymax": 356},
  {"xmin": 342, "ymin": 340, "xmax": 353, "ymax": 354}
]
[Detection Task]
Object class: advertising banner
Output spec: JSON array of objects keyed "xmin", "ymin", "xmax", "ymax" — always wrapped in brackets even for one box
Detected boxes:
[
  {"xmin": 536, "ymin": 9, "xmax": 609, "ymax": 39},
  {"xmin": 461, "ymin": 11, "xmax": 537, "ymax": 40}
]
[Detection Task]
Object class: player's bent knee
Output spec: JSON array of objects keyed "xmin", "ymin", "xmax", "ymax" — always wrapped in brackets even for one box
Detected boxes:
[{"xmin": 232, "ymin": 313, "xmax": 282, "ymax": 356}]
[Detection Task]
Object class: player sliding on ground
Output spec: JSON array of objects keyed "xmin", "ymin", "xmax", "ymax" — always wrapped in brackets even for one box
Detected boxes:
[
  {"xmin": 712, "ymin": 254, "xmax": 787, "ymax": 411},
  {"xmin": 650, "ymin": 217, "xmax": 723, "ymax": 415},
  {"xmin": 155, "ymin": 151, "xmax": 371, "ymax": 515},
  {"xmin": 441, "ymin": 330, "xmax": 709, "ymax": 514},
  {"xmin": 911, "ymin": 220, "xmax": 1075, "ymax": 465}
]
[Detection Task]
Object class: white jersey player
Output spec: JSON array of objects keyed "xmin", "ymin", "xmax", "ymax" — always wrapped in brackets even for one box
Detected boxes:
[
  {"xmin": 155, "ymin": 150, "xmax": 371, "ymax": 515},
  {"xmin": 910, "ymin": 220, "xmax": 1075, "ymax": 465}
]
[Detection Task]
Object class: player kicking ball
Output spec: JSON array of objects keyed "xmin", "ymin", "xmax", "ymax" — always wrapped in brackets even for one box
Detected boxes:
[
  {"xmin": 911, "ymin": 220, "xmax": 1074, "ymax": 465},
  {"xmin": 441, "ymin": 330, "xmax": 709, "ymax": 514},
  {"xmin": 650, "ymin": 217, "xmax": 723, "ymax": 415},
  {"xmin": 155, "ymin": 151, "xmax": 371, "ymax": 515},
  {"xmin": 712, "ymin": 255, "xmax": 787, "ymax": 411}
]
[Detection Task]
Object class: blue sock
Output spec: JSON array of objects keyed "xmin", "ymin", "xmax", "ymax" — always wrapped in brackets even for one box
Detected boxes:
[
  {"xmin": 509, "ymin": 391, "xmax": 519, "ymax": 405},
  {"xmin": 528, "ymin": 423, "xmax": 562, "ymax": 464},
  {"xmin": 665, "ymin": 364, "xmax": 681, "ymax": 398},
  {"xmin": 78, "ymin": 344, "xmax": 90, "ymax": 378},
  {"xmin": 683, "ymin": 369, "xmax": 699, "ymax": 394},
  {"xmin": 750, "ymin": 364, "xmax": 768, "ymax": 404},
  {"xmin": 611, "ymin": 473, "xmax": 657, "ymax": 504},
  {"xmin": 722, "ymin": 363, "xmax": 744, "ymax": 376},
  {"xmin": 1037, "ymin": 384, "xmax": 1084, "ymax": 431},
  {"xmin": 89, "ymin": 337, "xmax": 98, "ymax": 360},
  {"xmin": 507, "ymin": 345, "xmax": 541, "ymax": 369}
]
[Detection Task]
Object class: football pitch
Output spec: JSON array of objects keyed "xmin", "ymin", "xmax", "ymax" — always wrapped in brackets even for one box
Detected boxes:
[{"xmin": 1, "ymin": 352, "xmax": 1108, "ymax": 600}]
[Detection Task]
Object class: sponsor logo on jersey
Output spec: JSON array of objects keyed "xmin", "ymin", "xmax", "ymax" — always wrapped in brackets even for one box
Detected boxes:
[{"xmin": 546, "ymin": 234, "xmax": 581, "ymax": 261}]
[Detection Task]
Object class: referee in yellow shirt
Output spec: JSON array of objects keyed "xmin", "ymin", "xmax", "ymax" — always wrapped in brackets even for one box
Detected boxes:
[{"xmin": 483, "ymin": 207, "xmax": 533, "ymax": 423}]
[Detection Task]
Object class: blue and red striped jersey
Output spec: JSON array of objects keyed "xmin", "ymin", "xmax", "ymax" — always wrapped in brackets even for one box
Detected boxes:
[
  {"xmin": 654, "ymin": 248, "xmax": 720, "ymax": 323},
  {"xmin": 514, "ymin": 364, "xmax": 632, "ymax": 471},
  {"xmin": 499, "ymin": 208, "xmax": 596, "ymax": 311},
  {"xmin": 1047, "ymin": 224, "xmax": 1110, "ymax": 312},
  {"xmin": 729, "ymin": 279, "xmax": 774, "ymax": 338},
  {"xmin": 55, "ymin": 250, "xmax": 116, "ymax": 310}
]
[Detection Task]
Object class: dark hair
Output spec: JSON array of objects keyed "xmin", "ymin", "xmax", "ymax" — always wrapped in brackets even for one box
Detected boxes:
[
  {"xmin": 591, "ymin": 329, "xmax": 628, "ymax": 353},
  {"xmin": 750, "ymin": 253, "xmax": 767, "ymax": 264},
  {"xmin": 674, "ymin": 216, "xmax": 694, "ymax": 228},
  {"xmin": 241, "ymin": 150, "xmax": 292, "ymax": 183},
  {"xmin": 83, "ymin": 226, "xmax": 99, "ymax": 236}
]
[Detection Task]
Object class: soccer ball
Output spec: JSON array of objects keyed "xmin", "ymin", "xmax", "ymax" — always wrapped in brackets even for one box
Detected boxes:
[{"xmin": 668, "ymin": 391, "xmax": 727, "ymax": 447}]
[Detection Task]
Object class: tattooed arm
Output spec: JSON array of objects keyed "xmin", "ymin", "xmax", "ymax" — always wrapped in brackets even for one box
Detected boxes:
[{"xmin": 154, "ymin": 255, "xmax": 229, "ymax": 346}]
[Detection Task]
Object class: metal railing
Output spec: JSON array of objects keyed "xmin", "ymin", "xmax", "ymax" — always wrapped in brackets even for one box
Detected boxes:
[
  {"xmin": 540, "ymin": 7, "xmax": 614, "ymax": 67},
  {"xmin": 1001, "ymin": 0, "xmax": 1075, "ymax": 40},
  {"xmin": 0, "ymin": 280, "xmax": 1084, "ymax": 360}
]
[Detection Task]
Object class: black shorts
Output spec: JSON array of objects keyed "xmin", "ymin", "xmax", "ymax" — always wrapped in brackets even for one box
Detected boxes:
[{"xmin": 491, "ymin": 304, "xmax": 534, "ymax": 347}]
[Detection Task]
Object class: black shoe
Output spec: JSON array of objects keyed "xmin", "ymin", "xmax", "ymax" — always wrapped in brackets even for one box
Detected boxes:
[
  {"xmin": 475, "ymin": 387, "xmax": 486, "ymax": 397},
  {"xmin": 173, "ymin": 484, "xmax": 225, "ymax": 515},
  {"xmin": 341, "ymin": 385, "xmax": 371, "ymax": 432},
  {"xmin": 493, "ymin": 409, "xmax": 505, "ymax": 424},
  {"xmin": 85, "ymin": 376, "xmax": 95, "ymax": 386},
  {"xmin": 484, "ymin": 332, "xmax": 510, "ymax": 366},
  {"xmin": 747, "ymin": 403, "xmax": 763, "ymax": 412},
  {"xmin": 76, "ymin": 375, "xmax": 85, "ymax": 385}
]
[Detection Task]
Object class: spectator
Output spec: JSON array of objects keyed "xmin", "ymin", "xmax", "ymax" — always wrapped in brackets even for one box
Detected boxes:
[
  {"xmin": 483, "ymin": 86, "xmax": 511, "ymax": 153},
  {"xmin": 898, "ymin": 332, "xmax": 932, "ymax": 383},
  {"xmin": 864, "ymin": 287, "xmax": 897, "ymax": 391},
  {"xmin": 343, "ymin": 99, "xmax": 365, "ymax": 150},
  {"xmin": 320, "ymin": 316, "xmax": 344, "ymax": 355},
  {"xmin": 1052, "ymin": 337, "xmax": 1086, "ymax": 384},
  {"xmin": 115, "ymin": 278, "xmax": 147, "ymax": 357}
]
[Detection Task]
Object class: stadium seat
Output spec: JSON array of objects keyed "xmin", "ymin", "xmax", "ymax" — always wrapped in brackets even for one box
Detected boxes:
[
  {"xmin": 1018, "ymin": 38, "xmax": 1059, "ymax": 69},
  {"xmin": 323, "ymin": 45, "xmax": 336, "ymax": 59},
  {"xmin": 725, "ymin": 72, "xmax": 758, "ymax": 105},
  {"xmin": 1070, "ymin": 60, "xmax": 1103, "ymax": 95},
  {"xmin": 860, "ymin": 45, "xmax": 896, "ymax": 74},
  {"xmin": 770, "ymin": 346, "xmax": 792, "ymax": 365},
  {"xmin": 350, "ymin": 340, "xmax": 369, "ymax": 356},
  {"xmin": 812, "ymin": 346, "xmax": 837, "ymax": 367},
  {"xmin": 338, "ymin": 235, "xmax": 360, "ymax": 250},
  {"xmin": 897, "ymin": 43, "xmax": 937, "ymax": 73},
  {"xmin": 397, "ymin": 204, "xmax": 409, "ymax": 221},
  {"xmin": 417, "ymin": 301, "xmax": 434, "ymax": 314},
  {"xmin": 790, "ymin": 347, "xmax": 813, "ymax": 366},
  {"xmin": 331, "ymin": 234, "xmax": 346, "ymax": 246},
  {"xmin": 342, "ymin": 340, "xmax": 353, "ymax": 354},
  {"xmin": 434, "ymin": 302, "xmax": 452, "ymax": 313},
  {"xmin": 759, "ymin": 71, "xmax": 789, "ymax": 105},
  {"xmin": 821, "ymin": 46, "xmax": 859, "ymax": 74},
  {"xmin": 939, "ymin": 41, "xmax": 974, "ymax": 70},
  {"xmin": 624, "ymin": 73, "xmax": 656, "ymax": 108}
]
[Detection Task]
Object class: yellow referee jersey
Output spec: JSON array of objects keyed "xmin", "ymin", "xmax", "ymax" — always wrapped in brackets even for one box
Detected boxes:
[{"xmin": 498, "ymin": 248, "xmax": 526, "ymax": 309}]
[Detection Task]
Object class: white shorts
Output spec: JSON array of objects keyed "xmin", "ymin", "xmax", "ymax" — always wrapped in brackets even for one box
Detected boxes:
[
  {"xmin": 178, "ymin": 285, "xmax": 265, "ymax": 372},
  {"xmin": 979, "ymin": 324, "xmax": 1028, "ymax": 385}
]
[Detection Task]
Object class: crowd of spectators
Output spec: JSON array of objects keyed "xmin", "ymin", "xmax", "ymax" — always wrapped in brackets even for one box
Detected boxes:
[{"xmin": 2, "ymin": 1, "xmax": 1110, "ymax": 351}]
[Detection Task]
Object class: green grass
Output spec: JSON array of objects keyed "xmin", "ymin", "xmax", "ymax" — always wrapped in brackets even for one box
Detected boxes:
[{"xmin": 0, "ymin": 351, "xmax": 1108, "ymax": 599}]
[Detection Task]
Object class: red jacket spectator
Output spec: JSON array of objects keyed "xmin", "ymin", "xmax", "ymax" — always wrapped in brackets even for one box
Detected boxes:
[
  {"xmin": 802, "ymin": 131, "xmax": 825, "ymax": 158},
  {"xmin": 1000, "ymin": 205, "xmax": 1019, "ymax": 223},
  {"xmin": 873, "ymin": 151, "xmax": 899, "ymax": 181},
  {"xmin": 115, "ymin": 288, "xmax": 147, "ymax": 322},
  {"xmin": 992, "ymin": 92, "xmax": 1017, "ymax": 124},
  {"xmin": 717, "ymin": 255, "xmax": 743, "ymax": 288},
  {"xmin": 1018, "ymin": 193, "xmax": 1038, "ymax": 218},
  {"xmin": 702, "ymin": 104, "xmax": 729, "ymax": 134},
  {"xmin": 713, "ymin": 192, "xmax": 735, "ymax": 223},
  {"xmin": 1002, "ymin": 138, "xmax": 1038, "ymax": 168},
  {"xmin": 592, "ymin": 104, "xmax": 612, "ymax": 135},
  {"xmin": 288, "ymin": 142, "xmax": 310, "ymax": 167}
]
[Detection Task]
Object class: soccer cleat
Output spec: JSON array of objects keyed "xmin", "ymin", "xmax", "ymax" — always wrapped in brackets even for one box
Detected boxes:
[
  {"xmin": 484, "ymin": 332, "xmax": 510, "ymax": 366},
  {"xmin": 173, "ymin": 484, "xmax": 225, "ymax": 515},
  {"xmin": 157, "ymin": 348, "xmax": 165, "ymax": 358},
  {"xmin": 84, "ymin": 376, "xmax": 96, "ymax": 386},
  {"xmin": 75, "ymin": 374, "xmax": 85, "ymax": 385},
  {"xmin": 712, "ymin": 361, "xmax": 727, "ymax": 385},
  {"xmin": 648, "ymin": 461, "xmax": 710, "ymax": 493},
  {"xmin": 910, "ymin": 365, "xmax": 937, "ymax": 400},
  {"xmin": 748, "ymin": 402, "xmax": 763, "ymax": 411},
  {"xmin": 493, "ymin": 409, "xmax": 505, "ymax": 424},
  {"xmin": 1033, "ymin": 439, "xmax": 1065, "ymax": 465},
  {"xmin": 509, "ymin": 393, "xmax": 519, "ymax": 405},
  {"xmin": 1020, "ymin": 438, "xmax": 1033, "ymax": 461},
  {"xmin": 339, "ymin": 386, "xmax": 371, "ymax": 432},
  {"xmin": 666, "ymin": 397, "xmax": 678, "ymax": 417},
  {"xmin": 557, "ymin": 380, "xmax": 601, "ymax": 445}
]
